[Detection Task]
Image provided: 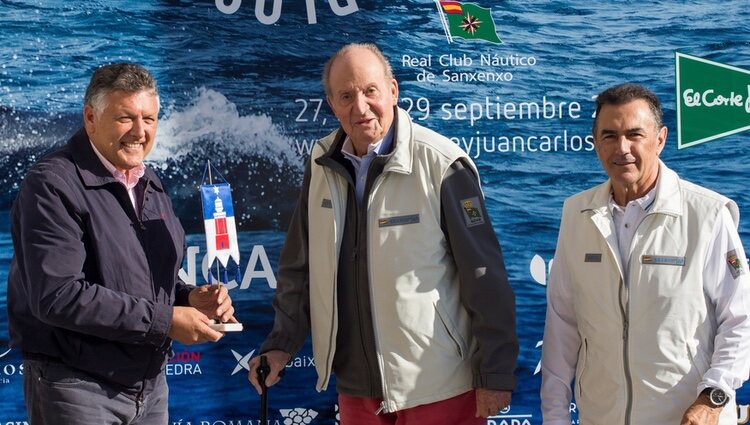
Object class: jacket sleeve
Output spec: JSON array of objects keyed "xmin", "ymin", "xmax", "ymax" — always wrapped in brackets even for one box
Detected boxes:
[
  {"xmin": 699, "ymin": 206, "xmax": 750, "ymax": 397},
  {"xmin": 174, "ymin": 281, "xmax": 194, "ymax": 307},
  {"xmin": 259, "ymin": 158, "xmax": 312, "ymax": 356},
  {"xmin": 11, "ymin": 166, "xmax": 172, "ymax": 346},
  {"xmin": 440, "ymin": 158, "xmax": 518, "ymax": 391}
]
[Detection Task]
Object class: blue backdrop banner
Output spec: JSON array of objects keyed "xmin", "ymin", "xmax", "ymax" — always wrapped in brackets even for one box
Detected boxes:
[{"xmin": 1, "ymin": 1, "xmax": 748, "ymax": 424}]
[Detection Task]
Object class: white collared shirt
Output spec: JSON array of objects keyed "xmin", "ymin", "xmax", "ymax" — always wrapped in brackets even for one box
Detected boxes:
[
  {"xmin": 341, "ymin": 126, "xmax": 394, "ymax": 205},
  {"xmin": 608, "ymin": 188, "xmax": 656, "ymax": 279}
]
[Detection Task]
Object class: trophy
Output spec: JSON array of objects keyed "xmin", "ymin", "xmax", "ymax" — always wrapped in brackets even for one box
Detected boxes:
[{"xmin": 200, "ymin": 160, "xmax": 243, "ymax": 332}]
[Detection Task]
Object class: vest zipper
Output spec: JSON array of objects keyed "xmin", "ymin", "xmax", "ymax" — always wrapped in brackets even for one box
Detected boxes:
[
  {"xmin": 374, "ymin": 402, "xmax": 385, "ymax": 415},
  {"xmin": 321, "ymin": 171, "xmax": 345, "ymax": 386},
  {"xmin": 620, "ymin": 275, "xmax": 633, "ymax": 425},
  {"xmin": 135, "ymin": 389, "xmax": 145, "ymax": 416},
  {"xmin": 353, "ymin": 187, "xmax": 376, "ymax": 395},
  {"xmin": 140, "ymin": 180, "xmax": 156, "ymax": 300},
  {"xmin": 365, "ymin": 175, "xmax": 390, "ymax": 413},
  {"xmin": 621, "ymin": 211, "xmax": 654, "ymax": 425}
]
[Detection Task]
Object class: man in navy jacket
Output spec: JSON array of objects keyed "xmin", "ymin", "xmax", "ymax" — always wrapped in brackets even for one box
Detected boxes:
[{"xmin": 6, "ymin": 63, "xmax": 235, "ymax": 424}]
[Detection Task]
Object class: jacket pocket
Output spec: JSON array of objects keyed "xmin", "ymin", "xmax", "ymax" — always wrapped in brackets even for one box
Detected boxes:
[
  {"xmin": 575, "ymin": 338, "xmax": 589, "ymax": 399},
  {"xmin": 434, "ymin": 301, "xmax": 469, "ymax": 360},
  {"xmin": 37, "ymin": 362, "xmax": 88, "ymax": 388}
]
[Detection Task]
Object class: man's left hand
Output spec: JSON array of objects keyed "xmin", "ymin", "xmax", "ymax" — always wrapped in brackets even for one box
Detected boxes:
[
  {"xmin": 475, "ymin": 389, "xmax": 511, "ymax": 418},
  {"xmin": 680, "ymin": 394, "xmax": 723, "ymax": 425},
  {"xmin": 188, "ymin": 284, "xmax": 235, "ymax": 323}
]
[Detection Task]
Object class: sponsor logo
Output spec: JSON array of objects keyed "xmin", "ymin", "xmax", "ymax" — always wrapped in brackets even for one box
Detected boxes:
[
  {"xmin": 170, "ymin": 420, "xmax": 282, "ymax": 425},
  {"xmin": 231, "ymin": 349, "xmax": 255, "ymax": 376},
  {"xmin": 231, "ymin": 349, "xmax": 315, "ymax": 376},
  {"xmin": 435, "ymin": 1, "xmax": 502, "ymax": 44},
  {"xmin": 530, "ymin": 254, "xmax": 553, "ymax": 286},
  {"xmin": 534, "ymin": 340, "xmax": 543, "ymax": 375},
  {"xmin": 179, "ymin": 244, "xmax": 276, "ymax": 288},
  {"xmin": 0, "ymin": 348, "xmax": 23, "ymax": 384},
  {"xmin": 675, "ymin": 52, "xmax": 750, "ymax": 148},
  {"xmin": 214, "ymin": 0, "xmax": 359, "ymax": 24},
  {"xmin": 167, "ymin": 350, "xmax": 203, "ymax": 376},
  {"xmin": 169, "ymin": 412, "xmax": 315, "ymax": 425},
  {"xmin": 488, "ymin": 406, "xmax": 534, "ymax": 425},
  {"xmin": 286, "ymin": 355, "xmax": 315, "ymax": 368},
  {"xmin": 280, "ymin": 408, "xmax": 318, "ymax": 425}
]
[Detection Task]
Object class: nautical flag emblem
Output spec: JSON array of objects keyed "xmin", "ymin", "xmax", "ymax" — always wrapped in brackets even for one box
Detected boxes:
[
  {"xmin": 201, "ymin": 162, "xmax": 241, "ymax": 283},
  {"xmin": 435, "ymin": 1, "xmax": 502, "ymax": 44}
]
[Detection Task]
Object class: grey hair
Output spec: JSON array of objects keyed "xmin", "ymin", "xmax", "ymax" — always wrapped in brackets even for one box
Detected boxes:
[
  {"xmin": 592, "ymin": 83, "xmax": 663, "ymax": 135},
  {"xmin": 84, "ymin": 63, "xmax": 159, "ymax": 112},
  {"xmin": 322, "ymin": 43, "xmax": 394, "ymax": 97}
]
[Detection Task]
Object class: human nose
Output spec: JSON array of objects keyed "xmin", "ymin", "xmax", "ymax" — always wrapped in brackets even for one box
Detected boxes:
[
  {"xmin": 353, "ymin": 92, "xmax": 369, "ymax": 115},
  {"xmin": 614, "ymin": 135, "xmax": 630, "ymax": 154},
  {"xmin": 130, "ymin": 118, "xmax": 146, "ymax": 139}
]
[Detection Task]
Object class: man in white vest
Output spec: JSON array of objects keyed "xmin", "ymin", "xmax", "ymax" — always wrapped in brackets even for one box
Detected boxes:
[
  {"xmin": 247, "ymin": 43, "xmax": 518, "ymax": 424},
  {"xmin": 540, "ymin": 83, "xmax": 750, "ymax": 425}
]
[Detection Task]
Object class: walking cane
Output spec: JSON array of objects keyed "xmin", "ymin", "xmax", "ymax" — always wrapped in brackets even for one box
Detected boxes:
[{"xmin": 258, "ymin": 355, "xmax": 271, "ymax": 425}]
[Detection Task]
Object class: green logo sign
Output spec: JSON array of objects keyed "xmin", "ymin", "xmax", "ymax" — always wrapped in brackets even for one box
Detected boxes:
[
  {"xmin": 435, "ymin": 1, "xmax": 502, "ymax": 44},
  {"xmin": 675, "ymin": 52, "xmax": 750, "ymax": 149}
]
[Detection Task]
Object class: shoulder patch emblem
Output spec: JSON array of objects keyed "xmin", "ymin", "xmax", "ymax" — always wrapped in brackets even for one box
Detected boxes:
[
  {"xmin": 461, "ymin": 197, "xmax": 485, "ymax": 227},
  {"xmin": 727, "ymin": 249, "xmax": 746, "ymax": 279}
]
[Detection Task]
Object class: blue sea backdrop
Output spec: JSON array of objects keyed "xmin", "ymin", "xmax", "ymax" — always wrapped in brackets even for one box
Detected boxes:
[{"xmin": 1, "ymin": 1, "xmax": 749, "ymax": 423}]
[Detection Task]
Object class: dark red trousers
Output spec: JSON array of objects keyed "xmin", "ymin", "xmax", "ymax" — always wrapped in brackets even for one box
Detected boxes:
[{"xmin": 338, "ymin": 390, "xmax": 485, "ymax": 425}]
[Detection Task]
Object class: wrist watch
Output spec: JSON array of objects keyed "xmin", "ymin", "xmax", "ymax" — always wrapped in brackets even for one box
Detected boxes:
[{"xmin": 701, "ymin": 387, "xmax": 729, "ymax": 407}]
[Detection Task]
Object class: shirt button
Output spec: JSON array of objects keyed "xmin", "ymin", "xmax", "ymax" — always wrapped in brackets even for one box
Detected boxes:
[{"xmin": 624, "ymin": 223, "xmax": 630, "ymax": 228}]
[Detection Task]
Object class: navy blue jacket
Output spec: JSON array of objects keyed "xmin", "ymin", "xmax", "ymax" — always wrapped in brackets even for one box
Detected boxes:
[{"xmin": 7, "ymin": 128, "xmax": 191, "ymax": 393}]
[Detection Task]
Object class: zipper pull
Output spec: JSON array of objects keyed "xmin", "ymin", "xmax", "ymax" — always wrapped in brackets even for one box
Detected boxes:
[
  {"xmin": 623, "ymin": 319, "xmax": 629, "ymax": 340},
  {"xmin": 135, "ymin": 392, "xmax": 145, "ymax": 414},
  {"xmin": 374, "ymin": 402, "xmax": 386, "ymax": 415}
]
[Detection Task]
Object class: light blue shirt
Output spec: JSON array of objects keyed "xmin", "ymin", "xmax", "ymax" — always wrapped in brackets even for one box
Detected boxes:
[{"xmin": 341, "ymin": 126, "xmax": 394, "ymax": 205}]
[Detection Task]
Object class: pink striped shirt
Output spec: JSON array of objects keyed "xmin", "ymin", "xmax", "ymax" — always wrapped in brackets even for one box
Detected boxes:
[{"xmin": 89, "ymin": 142, "xmax": 145, "ymax": 211}]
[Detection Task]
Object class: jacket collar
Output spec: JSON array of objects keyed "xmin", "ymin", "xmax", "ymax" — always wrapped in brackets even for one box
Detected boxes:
[
  {"xmin": 583, "ymin": 160, "xmax": 682, "ymax": 218},
  {"xmin": 582, "ymin": 160, "xmax": 682, "ymax": 280},
  {"xmin": 316, "ymin": 106, "xmax": 414, "ymax": 175},
  {"xmin": 69, "ymin": 128, "xmax": 164, "ymax": 192},
  {"xmin": 383, "ymin": 107, "xmax": 413, "ymax": 175}
]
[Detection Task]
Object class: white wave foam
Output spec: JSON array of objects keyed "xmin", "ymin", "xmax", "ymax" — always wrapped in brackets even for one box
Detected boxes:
[{"xmin": 152, "ymin": 87, "xmax": 299, "ymax": 167}]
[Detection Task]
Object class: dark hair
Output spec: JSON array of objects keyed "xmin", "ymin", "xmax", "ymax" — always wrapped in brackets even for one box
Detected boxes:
[
  {"xmin": 83, "ymin": 63, "xmax": 158, "ymax": 112},
  {"xmin": 592, "ymin": 83, "xmax": 663, "ymax": 135},
  {"xmin": 322, "ymin": 43, "xmax": 394, "ymax": 97}
]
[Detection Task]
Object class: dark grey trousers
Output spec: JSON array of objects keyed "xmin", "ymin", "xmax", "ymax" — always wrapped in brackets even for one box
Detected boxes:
[{"xmin": 23, "ymin": 360, "xmax": 169, "ymax": 425}]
